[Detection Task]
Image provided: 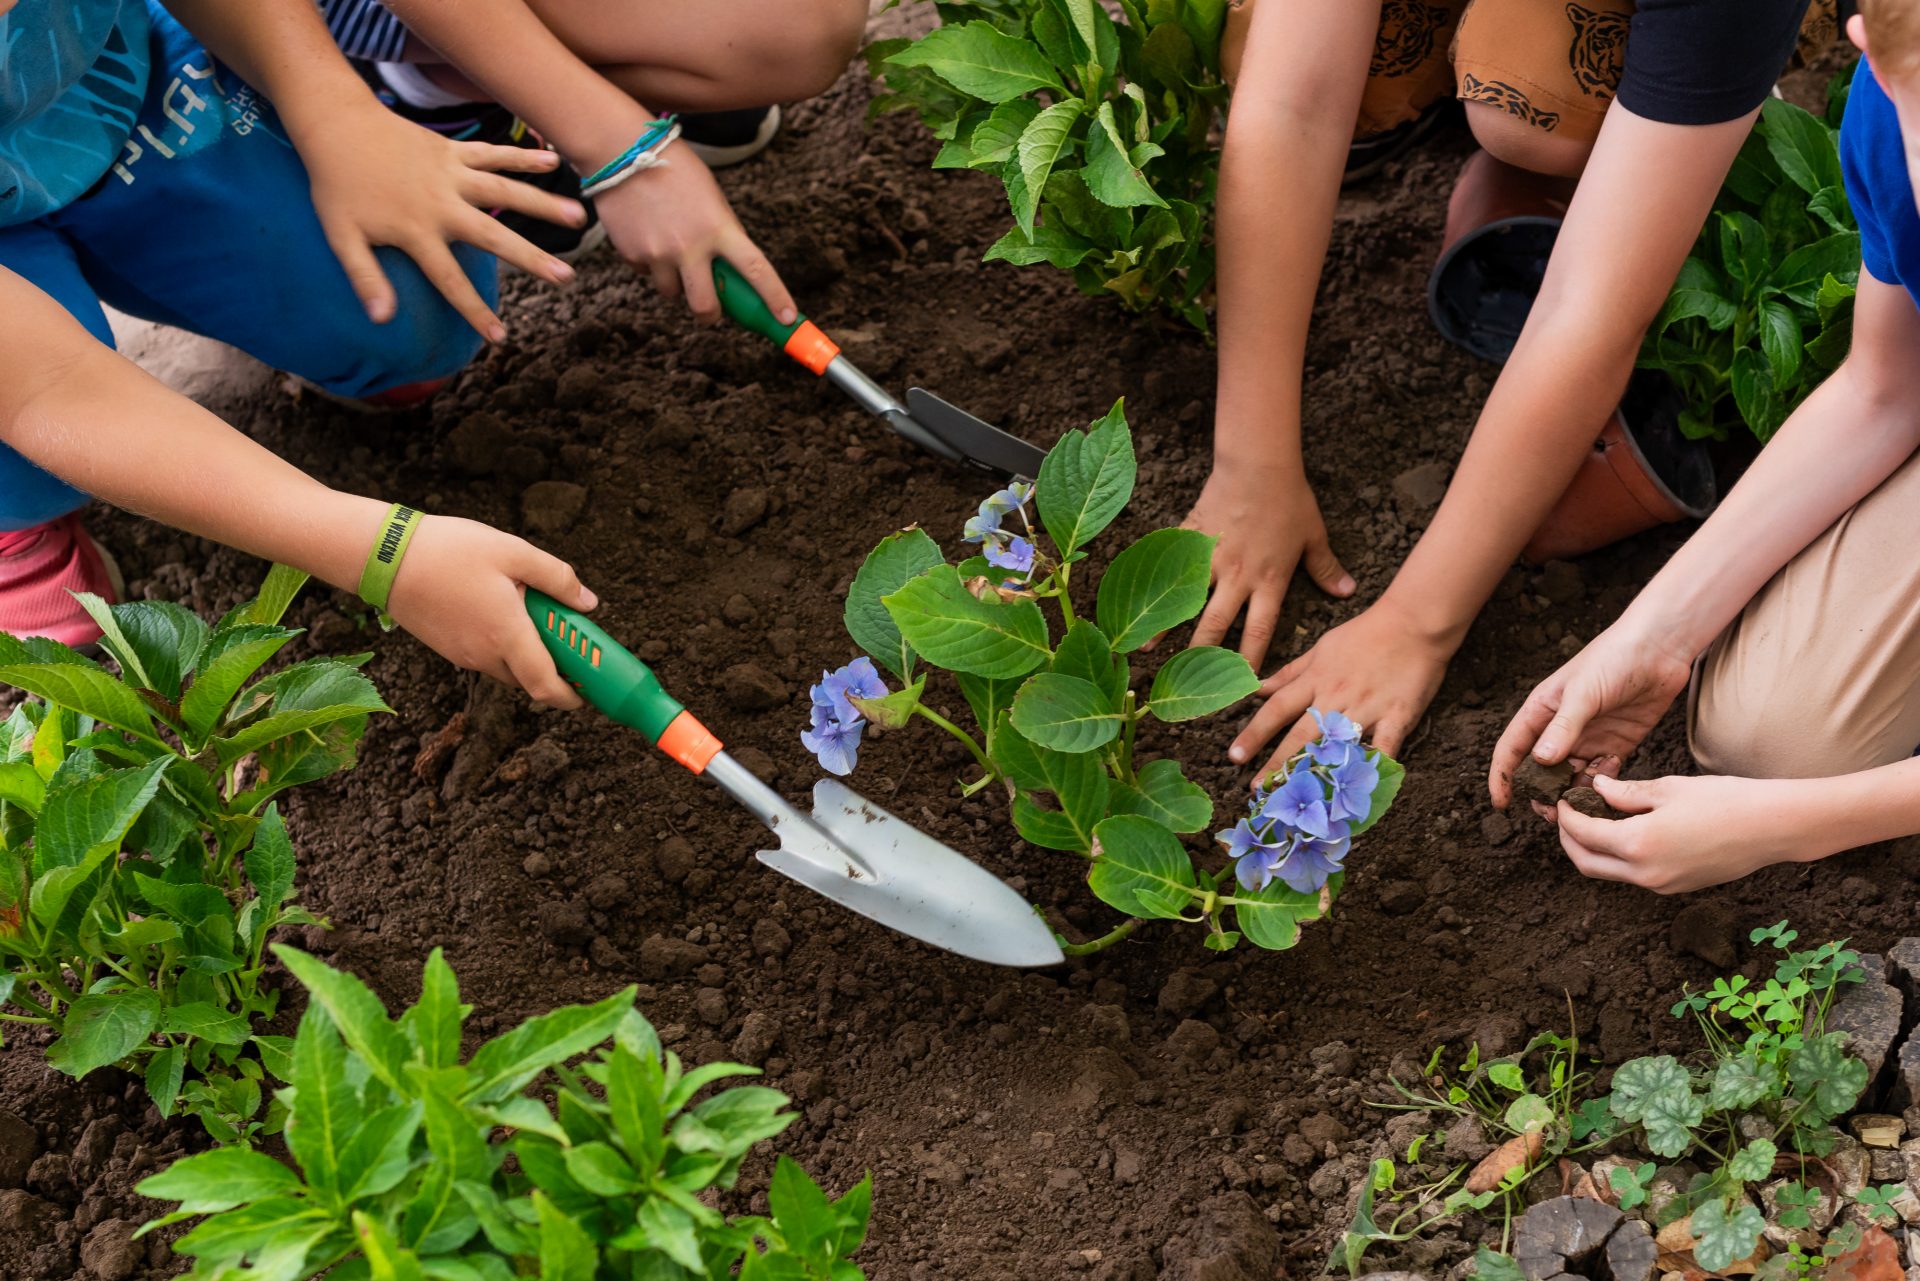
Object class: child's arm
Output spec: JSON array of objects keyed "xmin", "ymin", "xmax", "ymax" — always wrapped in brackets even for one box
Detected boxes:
[
  {"xmin": 1484, "ymin": 270, "xmax": 1920, "ymax": 891},
  {"xmin": 158, "ymin": 0, "xmax": 586, "ymax": 339},
  {"xmin": 365, "ymin": 0, "xmax": 797, "ymax": 324},
  {"xmin": 1232, "ymin": 104, "xmax": 1758, "ymax": 774},
  {"xmin": 0, "ymin": 268, "xmax": 594, "ymax": 707},
  {"xmin": 1180, "ymin": 0, "xmax": 1376, "ymax": 668}
]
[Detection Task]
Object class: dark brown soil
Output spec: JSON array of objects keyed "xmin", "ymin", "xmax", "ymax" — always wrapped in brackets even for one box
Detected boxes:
[{"xmin": 4, "ymin": 26, "xmax": 1909, "ymax": 1281}]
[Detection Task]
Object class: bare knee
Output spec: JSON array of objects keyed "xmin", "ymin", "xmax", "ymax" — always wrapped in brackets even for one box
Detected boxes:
[
  {"xmin": 737, "ymin": 0, "xmax": 865, "ymax": 102},
  {"xmin": 1464, "ymin": 101, "xmax": 1594, "ymax": 178}
]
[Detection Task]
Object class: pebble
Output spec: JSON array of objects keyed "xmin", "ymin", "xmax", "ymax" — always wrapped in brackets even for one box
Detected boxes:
[
  {"xmin": 694, "ymin": 988, "xmax": 729, "ymax": 1026},
  {"xmin": 1157, "ymin": 970, "xmax": 1218, "ymax": 1018},
  {"xmin": 521, "ymin": 851, "xmax": 552, "ymax": 878},
  {"xmin": 639, "ymin": 934, "xmax": 709, "ymax": 978}
]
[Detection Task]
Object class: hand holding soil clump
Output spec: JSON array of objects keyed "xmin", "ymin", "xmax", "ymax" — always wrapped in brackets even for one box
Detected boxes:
[{"xmin": 1510, "ymin": 756, "xmax": 1621, "ymax": 820}]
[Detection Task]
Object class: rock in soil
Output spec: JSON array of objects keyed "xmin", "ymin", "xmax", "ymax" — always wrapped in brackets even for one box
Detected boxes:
[
  {"xmin": 1668, "ymin": 902, "xmax": 1740, "ymax": 969},
  {"xmin": 1851, "ymin": 1114, "xmax": 1906, "ymax": 1148},
  {"xmin": 1832, "ymin": 967, "xmax": 1906, "ymax": 1102},
  {"xmin": 1887, "ymin": 938, "xmax": 1920, "ymax": 1003},
  {"xmin": 81, "ymin": 1218, "xmax": 143, "ymax": 1281},
  {"xmin": 719, "ymin": 486, "xmax": 770, "ymax": 536},
  {"xmin": 1892, "ymin": 1031, "xmax": 1920, "ymax": 1111},
  {"xmin": 1513, "ymin": 1196, "xmax": 1627, "ymax": 1281},
  {"xmin": 0, "ymin": 1109, "xmax": 36, "ymax": 1188},
  {"xmin": 1561, "ymin": 786, "xmax": 1614, "ymax": 819},
  {"xmin": 1510, "ymin": 757, "xmax": 1575, "ymax": 807},
  {"xmin": 1157, "ymin": 1191, "xmax": 1282, "ymax": 1281}
]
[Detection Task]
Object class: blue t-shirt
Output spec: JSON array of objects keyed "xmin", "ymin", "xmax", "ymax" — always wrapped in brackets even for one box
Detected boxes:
[
  {"xmin": 0, "ymin": 0, "xmax": 151, "ymax": 227},
  {"xmin": 1841, "ymin": 57, "xmax": 1920, "ymax": 300}
]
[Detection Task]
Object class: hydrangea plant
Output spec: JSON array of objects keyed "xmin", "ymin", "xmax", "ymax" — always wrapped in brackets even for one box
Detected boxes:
[{"xmin": 807, "ymin": 402, "xmax": 1402, "ymax": 952}]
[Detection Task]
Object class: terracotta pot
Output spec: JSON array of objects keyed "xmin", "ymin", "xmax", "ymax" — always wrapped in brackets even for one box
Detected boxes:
[
  {"xmin": 1427, "ymin": 151, "xmax": 1572, "ymax": 363},
  {"xmin": 1523, "ymin": 372, "xmax": 1717, "ymax": 564}
]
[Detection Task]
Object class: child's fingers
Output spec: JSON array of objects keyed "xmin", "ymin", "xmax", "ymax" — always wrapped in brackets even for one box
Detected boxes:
[
  {"xmin": 725, "ymin": 243, "xmax": 798, "ymax": 326},
  {"xmin": 1488, "ymin": 688, "xmax": 1558, "ymax": 807},
  {"xmin": 324, "ymin": 226, "xmax": 397, "ymax": 324},
  {"xmin": 458, "ymin": 140, "xmax": 565, "ymax": 175},
  {"xmin": 1239, "ymin": 587, "xmax": 1281, "ymax": 669},
  {"xmin": 1232, "ymin": 678, "xmax": 1311, "ymax": 769},
  {"xmin": 681, "ymin": 257, "xmax": 723, "ymax": 323},
  {"xmin": 1258, "ymin": 712, "xmax": 1321, "ymax": 782},
  {"xmin": 465, "ymin": 169, "xmax": 586, "ymax": 229},
  {"xmin": 515, "ymin": 544, "xmax": 597, "ymax": 612},
  {"xmin": 506, "ymin": 631, "xmax": 585, "ymax": 711},
  {"xmin": 1186, "ymin": 578, "xmax": 1248, "ymax": 653},
  {"xmin": 458, "ymin": 210, "xmax": 574, "ymax": 285},
  {"xmin": 406, "ymin": 238, "xmax": 506, "ymax": 342}
]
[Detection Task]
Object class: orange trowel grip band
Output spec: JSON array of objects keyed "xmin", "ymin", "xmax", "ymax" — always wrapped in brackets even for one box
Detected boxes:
[
  {"xmin": 782, "ymin": 320, "xmax": 841, "ymax": 376},
  {"xmin": 658, "ymin": 710, "xmax": 723, "ymax": 774}
]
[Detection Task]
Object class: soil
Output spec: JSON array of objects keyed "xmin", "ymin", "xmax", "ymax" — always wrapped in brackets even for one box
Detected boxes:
[{"xmin": 3, "ymin": 21, "xmax": 1909, "ymax": 1281}]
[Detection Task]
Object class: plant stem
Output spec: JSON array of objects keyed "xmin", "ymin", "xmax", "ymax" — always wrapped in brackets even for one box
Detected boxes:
[
  {"xmin": 1060, "ymin": 919, "xmax": 1140, "ymax": 955},
  {"xmin": 1057, "ymin": 563, "xmax": 1077, "ymax": 626},
  {"xmin": 915, "ymin": 705, "xmax": 995, "ymax": 777}
]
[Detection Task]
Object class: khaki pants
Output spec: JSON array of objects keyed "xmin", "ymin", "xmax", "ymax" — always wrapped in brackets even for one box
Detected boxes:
[
  {"xmin": 1222, "ymin": 0, "xmax": 1838, "ymax": 144},
  {"xmin": 1690, "ymin": 447, "xmax": 1920, "ymax": 779}
]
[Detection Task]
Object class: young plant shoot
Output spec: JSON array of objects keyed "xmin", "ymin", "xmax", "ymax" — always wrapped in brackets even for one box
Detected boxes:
[
  {"xmin": 807, "ymin": 402, "xmax": 1403, "ymax": 953},
  {"xmin": 136, "ymin": 948, "xmax": 871, "ymax": 1281},
  {"xmin": 0, "ymin": 565, "xmax": 387, "ymax": 1142},
  {"xmin": 868, "ymin": 0, "xmax": 1228, "ymax": 330}
]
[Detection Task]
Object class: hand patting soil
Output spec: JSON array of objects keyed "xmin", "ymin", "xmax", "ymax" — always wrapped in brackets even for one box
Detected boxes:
[{"xmin": 3, "ymin": 31, "xmax": 1898, "ymax": 1281}]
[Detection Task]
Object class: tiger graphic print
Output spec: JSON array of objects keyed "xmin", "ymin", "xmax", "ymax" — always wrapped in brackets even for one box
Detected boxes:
[
  {"xmin": 1460, "ymin": 73, "xmax": 1562, "ymax": 131},
  {"xmin": 1370, "ymin": 0, "xmax": 1454, "ymax": 79},
  {"xmin": 1564, "ymin": 3, "xmax": 1630, "ymax": 99}
]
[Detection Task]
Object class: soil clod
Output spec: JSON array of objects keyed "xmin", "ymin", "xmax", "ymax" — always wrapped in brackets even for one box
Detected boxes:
[
  {"xmin": 1561, "ymin": 787, "xmax": 1613, "ymax": 819},
  {"xmin": 0, "ymin": 1109, "xmax": 37, "ymax": 1189},
  {"xmin": 521, "ymin": 480, "xmax": 588, "ymax": 536},
  {"xmin": 1511, "ymin": 757, "xmax": 1576, "ymax": 807},
  {"xmin": 720, "ymin": 662, "xmax": 789, "ymax": 712}
]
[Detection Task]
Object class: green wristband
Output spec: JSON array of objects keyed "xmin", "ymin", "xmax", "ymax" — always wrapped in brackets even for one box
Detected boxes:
[{"xmin": 357, "ymin": 503, "xmax": 423, "ymax": 611}]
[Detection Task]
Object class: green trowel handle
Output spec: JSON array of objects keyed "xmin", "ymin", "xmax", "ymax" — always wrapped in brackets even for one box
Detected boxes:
[
  {"xmin": 713, "ymin": 258, "xmax": 842, "ymax": 375},
  {"xmin": 524, "ymin": 589, "xmax": 684, "ymax": 744}
]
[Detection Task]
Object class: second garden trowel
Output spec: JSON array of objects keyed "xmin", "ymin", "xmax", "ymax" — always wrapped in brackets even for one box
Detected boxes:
[
  {"xmin": 712, "ymin": 258, "xmax": 1047, "ymax": 479},
  {"xmin": 525, "ymin": 590, "xmax": 1063, "ymax": 969}
]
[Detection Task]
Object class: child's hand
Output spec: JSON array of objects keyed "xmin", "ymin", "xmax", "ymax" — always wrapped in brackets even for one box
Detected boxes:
[
  {"xmin": 594, "ymin": 151, "xmax": 794, "ymax": 324},
  {"xmin": 1168, "ymin": 464, "xmax": 1354, "ymax": 668},
  {"xmin": 1487, "ymin": 621, "xmax": 1695, "ymax": 809},
  {"xmin": 1550, "ymin": 773, "xmax": 1829, "ymax": 893},
  {"xmin": 386, "ymin": 515, "xmax": 597, "ymax": 708},
  {"xmin": 294, "ymin": 99, "xmax": 587, "ymax": 340}
]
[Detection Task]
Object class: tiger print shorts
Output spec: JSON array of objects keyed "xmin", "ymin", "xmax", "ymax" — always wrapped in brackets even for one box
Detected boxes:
[{"xmin": 1224, "ymin": 0, "xmax": 1838, "ymax": 143}]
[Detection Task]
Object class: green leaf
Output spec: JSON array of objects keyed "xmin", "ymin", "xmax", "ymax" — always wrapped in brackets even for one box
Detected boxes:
[
  {"xmin": 399, "ymin": 949, "xmax": 466, "ymax": 1071},
  {"xmin": 1761, "ymin": 97, "xmax": 1844, "ymax": 195},
  {"xmin": 884, "ymin": 565, "xmax": 1051, "ymax": 679},
  {"xmin": 1013, "ymin": 100, "xmax": 1086, "ymax": 235},
  {"xmin": 235, "ymin": 565, "xmax": 311, "ymax": 629},
  {"xmin": 181, "ymin": 625, "xmax": 299, "ymax": 742},
  {"xmin": 1109, "ymin": 758, "xmax": 1211, "ymax": 833},
  {"xmin": 769, "ymin": 1154, "xmax": 838, "ymax": 1253},
  {"xmin": 31, "ymin": 755, "xmax": 170, "ymax": 875},
  {"xmin": 1788, "ymin": 1034, "xmax": 1869, "ymax": 1118},
  {"xmin": 634, "ymin": 1198, "xmax": 701, "ymax": 1271},
  {"xmin": 28, "ymin": 845, "xmax": 115, "ymax": 937},
  {"xmin": 954, "ymin": 672, "xmax": 1020, "ymax": 756},
  {"xmin": 1759, "ymin": 299, "xmax": 1803, "ymax": 391},
  {"xmin": 1709, "ymin": 1053, "xmax": 1771, "ymax": 1110},
  {"xmin": 233, "ymin": 716, "xmax": 369, "ymax": 812},
  {"xmin": 984, "ymin": 221, "xmax": 1097, "ymax": 269},
  {"xmin": 463, "ymin": 986, "xmax": 634, "ymax": 1103},
  {"xmin": 1474, "ymin": 1250, "xmax": 1527, "ymax": 1281},
  {"xmin": 849, "ymin": 676, "xmax": 923, "ymax": 730},
  {"xmin": 403, "ymin": 1070, "xmax": 488, "ymax": 1253},
  {"xmin": 163, "ymin": 1002, "xmax": 251, "ymax": 1045},
  {"xmin": 90, "ymin": 599, "xmax": 209, "ymax": 701},
  {"xmin": 0, "ymin": 760, "xmax": 45, "ymax": 815},
  {"xmin": 1037, "ymin": 399, "xmax": 1136, "ymax": 555},
  {"xmin": 1766, "ymin": 231, "xmax": 1861, "ymax": 294},
  {"xmin": 1147, "ymin": 646, "xmax": 1257, "ymax": 721},
  {"xmin": 1730, "ymin": 347, "xmax": 1781, "ymax": 440},
  {"xmin": 1233, "ymin": 876, "xmax": 1336, "ymax": 951},
  {"xmin": 245, "ymin": 803, "xmax": 297, "ymax": 912},
  {"xmin": 212, "ymin": 661, "xmax": 390, "ymax": 765},
  {"xmin": 1088, "ymin": 815, "xmax": 1195, "ymax": 919},
  {"xmin": 968, "ymin": 99, "xmax": 1039, "ymax": 165},
  {"xmin": 46, "ymin": 989, "xmax": 161, "ymax": 1078},
  {"xmin": 885, "ymin": 22, "xmax": 1066, "ymax": 102},
  {"xmin": 995, "ymin": 715, "xmax": 1109, "ymax": 851},
  {"xmin": 1095, "ymin": 527, "xmax": 1214, "ymax": 652},
  {"xmin": 285, "ymin": 1006, "xmax": 365, "ymax": 1200},
  {"xmin": 845, "ymin": 529, "xmax": 946, "ymax": 681},
  {"xmin": 1610, "ymin": 1056, "xmax": 1690, "ymax": 1120},
  {"xmin": 561, "ymin": 1140, "xmax": 638, "ymax": 1196},
  {"xmin": 137, "ymin": 1146, "xmax": 301, "ymax": 1214},
  {"xmin": 146, "ymin": 1043, "xmax": 186, "ymax": 1118},
  {"xmin": 0, "ymin": 639, "xmax": 158, "ymax": 741},
  {"xmin": 1728, "ymin": 1138, "xmax": 1777, "ymax": 1183},
  {"xmin": 1084, "ymin": 101, "xmax": 1167, "ymax": 208},
  {"xmin": 1692, "ymin": 1199, "xmax": 1767, "ymax": 1273},
  {"xmin": 1010, "ymin": 673, "xmax": 1122, "ymax": 753},
  {"xmin": 1050, "ymin": 620, "xmax": 1126, "ymax": 710},
  {"xmin": 605, "ymin": 1043, "xmax": 667, "ymax": 1180},
  {"xmin": 1486, "ymin": 1063, "xmax": 1527, "ymax": 1092},
  {"xmin": 132, "ymin": 873, "xmax": 232, "ymax": 926},
  {"xmin": 273, "ymin": 946, "xmax": 410, "ymax": 1093},
  {"xmin": 1505, "ymin": 1095, "xmax": 1553, "ymax": 1135},
  {"xmin": 1350, "ymin": 751, "xmax": 1405, "ymax": 837},
  {"xmin": 338, "ymin": 1101, "xmax": 423, "ymax": 1201}
]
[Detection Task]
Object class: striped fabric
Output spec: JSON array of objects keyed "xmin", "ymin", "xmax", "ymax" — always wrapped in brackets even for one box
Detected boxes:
[{"xmin": 317, "ymin": 0, "xmax": 410, "ymax": 62}]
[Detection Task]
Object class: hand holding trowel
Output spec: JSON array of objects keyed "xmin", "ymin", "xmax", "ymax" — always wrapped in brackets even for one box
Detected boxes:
[
  {"xmin": 712, "ymin": 258, "xmax": 1047, "ymax": 479},
  {"xmin": 525, "ymin": 589, "xmax": 1063, "ymax": 968}
]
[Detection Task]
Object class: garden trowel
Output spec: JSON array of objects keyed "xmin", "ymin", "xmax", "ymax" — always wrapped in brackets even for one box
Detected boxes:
[
  {"xmin": 524, "ymin": 589, "xmax": 1063, "ymax": 969},
  {"xmin": 712, "ymin": 258, "xmax": 1047, "ymax": 480}
]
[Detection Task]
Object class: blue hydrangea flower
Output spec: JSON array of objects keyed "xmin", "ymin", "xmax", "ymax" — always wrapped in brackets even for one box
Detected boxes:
[
  {"xmin": 986, "ymin": 535, "xmax": 1035, "ymax": 575},
  {"xmin": 1260, "ymin": 768, "xmax": 1333, "ymax": 840},
  {"xmin": 1306, "ymin": 707, "xmax": 1363, "ymax": 765},
  {"xmin": 801, "ymin": 657, "xmax": 888, "ymax": 776},
  {"xmin": 1217, "ymin": 819, "xmax": 1290, "ymax": 892},
  {"xmin": 1275, "ymin": 829, "xmax": 1350, "ymax": 894},
  {"xmin": 1327, "ymin": 748, "xmax": 1380, "ymax": 823}
]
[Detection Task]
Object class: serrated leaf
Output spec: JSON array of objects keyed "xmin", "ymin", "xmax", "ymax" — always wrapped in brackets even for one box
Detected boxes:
[
  {"xmin": 89, "ymin": 599, "xmax": 209, "ymax": 701},
  {"xmin": 1084, "ymin": 100, "xmax": 1167, "ymax": 208},
  {"xmin": 985, "ymin": 221, "xmax": 1097, "ymax": 269},
  {"xmin": 1147, "ymin": 646, "xmax": 1257, "ymax": 721},
  {"xmin": 235, "ymin": 565, "xmax": 311, "ymax": 629},
  {"xmin": 162, "ymin": 1002, "xmax": 251, "ymax": 1045},
  {"xmin": 0, "ymin": 639, "xmax": 158, "ymax": 741},
  {"xmin": 462, "ymin": 986, "xmax": 634, "ymax": 1104},
  {"xmin": 845, "ymin": 528, "xmax": 946, "ymax": 680},
  {"xmin": 137, "ymin": 1145, "xmax": 303, "ymax": 1215},
  {"xmin": 1709, "ymin": 1054, "xmax": 1771, "ymax": 1110},
  {"xmin": 1692, "ymin": 1199, "xmax": 1767, "ymax": 1273},
  {"xmin": 273, "ymin": 946, "xmax": 409, "ymax": 1093},
  {"xmin": 1051, "ymin": 620, "xmax": 1125, "ymax": 711},
  {"xmin": 1761, "ymin": 97, "xmax": 1844, "ymax": 195},
  {"xmin": 146, "ymin": 1043, "xmax": 186, "ymax": 1117},
  {"xmin": 1014, "ymin": 100, "xmax": 1086, "ymax": 236},
  {"xmin": 0, "ymin": 760, "xmax": 45, "ymax": 815},
  {"xmin": 885, "ymin": 21, "xmax": 1066, "ymax": 102},
  {"xmin": 181, "ymin": 625, "xmax": 298, "ymax": 742},
  {"xmin": 1095, "ymin": 527, "xmax": 1214, "ymax": 651},
  {"xmin": 244, "ymin": 803, "xmax": 297, "ymax": 912},
  {"xmin": 1505, "ymin": 1095, "xmax": 1552, "ymax": 1134},
  {"xmin": 1728, "ymin": 1138, "xmax": 1777, "ymax": 1183},
  {"xmin": 1088, "ymin": 815, "xmax": 1194, "ymax": 919},
  {"xmin": 31, "ymin": 755, "xmax": 170, "ymax": 876},
  {"xmin": 1037, "ymin": 400, "xmax": 1135, "ymax": 554},
  {"xmin": 884, "ymin": 565, "xmax": 1050, "ymax": 679},
  {"xmin": 212, "ymin": 661, "xmax": 390, "ymax": 765},
  {"xmin": 995, "ymin": 714, "xmax": 1108, "ymax": 851},
  {"xmin": 968, "ymin": 98, "xmax": 1039, "ymax": 165},
  {"xmin": 1109, "ymin": 758, "xmax": 1211, "ymax": 833},
  {"xmin": 46, "ymin": 988, "xmax": 161, "ymax": 1078}
]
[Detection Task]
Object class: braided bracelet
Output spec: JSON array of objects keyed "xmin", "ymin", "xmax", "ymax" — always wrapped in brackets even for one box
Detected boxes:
[{"xmin": 580, "ymin": 116, "xmax": 682, "ymax": 198}]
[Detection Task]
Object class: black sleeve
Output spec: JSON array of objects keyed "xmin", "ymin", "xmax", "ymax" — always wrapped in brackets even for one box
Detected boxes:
[{"xmin": 1614, "ymin": 0, "xmax": 1813, "ymax": 126}]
